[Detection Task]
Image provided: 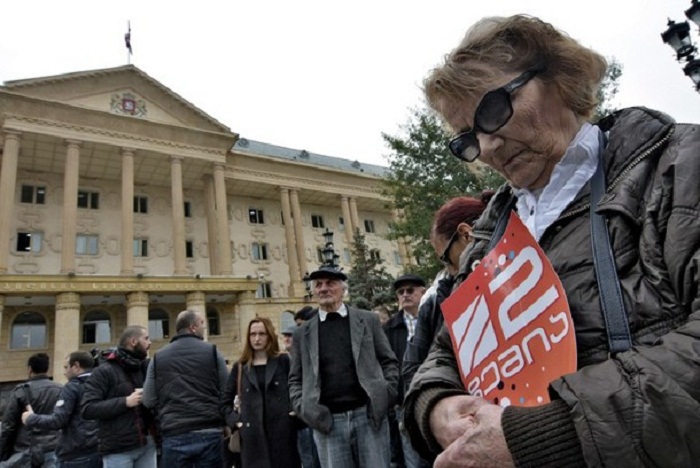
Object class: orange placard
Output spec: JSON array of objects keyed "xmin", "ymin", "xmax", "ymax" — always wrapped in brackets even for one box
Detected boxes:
[{"xmin": 441, "ymin": 213, "xmax": 576, "ymax": 407}]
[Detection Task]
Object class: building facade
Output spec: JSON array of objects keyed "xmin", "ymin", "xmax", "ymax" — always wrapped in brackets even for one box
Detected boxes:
[{"xmin": 0, "ymin": 65, "xmax": 409, "ymax": 393}]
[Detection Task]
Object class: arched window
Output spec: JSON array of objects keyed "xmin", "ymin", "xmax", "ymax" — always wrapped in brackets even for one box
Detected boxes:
[
  {"xmin": 11, "ymin": 311, "xmax": 46, "ymax": 349},
  {"xmin": 207, "ymin": 307, "xmax": 220, "ymax": 336},
  {"xmin": 83, "ymin": 310, "xmax": 112, "ymax": 344},
  {"xmin": 149, "ymin": 309, "xmax": 170, "ymax": 340}
]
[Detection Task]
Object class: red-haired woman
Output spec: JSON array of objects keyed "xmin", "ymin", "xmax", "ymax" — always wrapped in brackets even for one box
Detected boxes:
[
  {"xmin": 222, "ymin": 317, "xmax": 300, "ymax": 468},
  {"xmin": 402, "ymin": 191, "xmax": 493, "ymax": 393}
]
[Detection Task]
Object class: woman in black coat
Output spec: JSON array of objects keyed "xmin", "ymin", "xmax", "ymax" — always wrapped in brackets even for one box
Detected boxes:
[{"xmin": 223, "ymin": 317, "xmax": 300, "ymax": 468}]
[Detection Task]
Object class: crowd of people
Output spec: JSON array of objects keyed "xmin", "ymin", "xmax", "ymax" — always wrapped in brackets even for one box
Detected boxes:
[{"xmin": 1, "ymin": 12, "xmax": 699, "ymax": 468}]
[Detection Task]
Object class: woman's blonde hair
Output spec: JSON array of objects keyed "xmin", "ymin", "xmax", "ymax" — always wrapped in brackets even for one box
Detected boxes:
[
  {"xmin": 424, "ymin": 15, "xmax": 608, "ymax": 128},
  {"xmin": 238, "ymin": 317, "xmax": 280, "ymax": 366}
]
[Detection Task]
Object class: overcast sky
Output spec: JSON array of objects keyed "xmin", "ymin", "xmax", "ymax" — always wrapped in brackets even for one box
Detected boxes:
[{"xmin": 1, "ymin": 0, "xmax": 698, "ymax": 166}]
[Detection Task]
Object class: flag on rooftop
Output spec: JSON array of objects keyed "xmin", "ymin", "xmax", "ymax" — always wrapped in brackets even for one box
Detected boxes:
[{"xmin": 125, "ymin": 21, "xmax": 132, "ymax": 54}]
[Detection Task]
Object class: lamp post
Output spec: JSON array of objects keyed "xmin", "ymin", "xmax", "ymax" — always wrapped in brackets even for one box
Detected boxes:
[
  {"xmin": 302, "ymin": 228, "xmax": 342, "ymax": 299},
  {"xmin": 661, "ymin": 0, "xmax": 700, "ymax": 91}
]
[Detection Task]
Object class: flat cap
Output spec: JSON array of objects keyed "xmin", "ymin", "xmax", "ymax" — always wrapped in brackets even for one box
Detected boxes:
[
  {"xmin": 393, "ymin": 273, "xmax": 426, "ymax": 291},
  {"xmin": 308, "ymin": 265, "xmax": 347, "ymax": 281}
]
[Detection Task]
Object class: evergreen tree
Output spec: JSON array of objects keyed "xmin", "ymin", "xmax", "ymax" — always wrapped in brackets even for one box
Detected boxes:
[
  {"xmin": 346, "ymin": 229, "xmax": 395, "ymax": 311},
  {"xmin": 381, "ymin": 107, "xmax": 504, "ymax": 281}
]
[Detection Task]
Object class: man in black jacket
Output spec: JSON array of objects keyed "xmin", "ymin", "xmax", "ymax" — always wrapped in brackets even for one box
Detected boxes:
[
  {"xmin": 22, "ymin": 351, "xmax": 100, "ymax": 468},
  {"xmin": 82, "ymin": 325, "xmax": 155, "ymax": 468},
  {"xmin": 0, "ymin": 353, "xmax": 62, "ymax": 468},
  {"xmin": 142, "ymin": 309, "xmax": 227, "ymax": 466},
  {"xmin": 383, "ymin": 274, "xmax": 427, "ymax": 468}
]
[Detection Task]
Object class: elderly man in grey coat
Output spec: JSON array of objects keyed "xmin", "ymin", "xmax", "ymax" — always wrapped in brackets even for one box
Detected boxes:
[{"xmin": 289, "ymin": 265, "xmax": 399, "ymax": 468}]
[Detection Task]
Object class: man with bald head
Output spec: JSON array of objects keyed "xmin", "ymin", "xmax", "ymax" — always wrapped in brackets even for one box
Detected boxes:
[{"xmin": 143, "ymin": 310, "xmax": 228, "ymax": 466}]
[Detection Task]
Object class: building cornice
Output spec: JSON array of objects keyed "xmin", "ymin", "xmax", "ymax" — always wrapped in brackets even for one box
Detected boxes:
[{"xmin": 0, "ymin": 275, "xmax": 259, "ymax": 295}]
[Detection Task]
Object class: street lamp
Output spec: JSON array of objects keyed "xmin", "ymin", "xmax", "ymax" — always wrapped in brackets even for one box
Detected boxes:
[
  {"xmin": 302, "ymin": 228, "xmax": 343, "ymax": 300},
  {"xmin": 662, "ymin": 0, "xmax": 700, "ymax": 91}
]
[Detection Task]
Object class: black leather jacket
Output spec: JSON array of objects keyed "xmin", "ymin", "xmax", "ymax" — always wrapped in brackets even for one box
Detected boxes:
[{"xmin": 0, "ymin": 375, "xmax": 62, "ymax": 464}]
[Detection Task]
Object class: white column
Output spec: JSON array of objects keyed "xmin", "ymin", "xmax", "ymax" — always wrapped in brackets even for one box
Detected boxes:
[
  {"xmin": 121, "ymin": 148, "xmax": 135, "ymax": 274},
  {"xmin": 213, "ymin": 163, "xmax": 233, "ymax": 274},
  {"xmin": 54, "ymin": 293, "xmax": 81, "ymax": 383},
  {"xmin": 0, "ymin": 131, "xmax": 21, "ymax": 273},
  {"xmin": 171, "ymin": 156, "xmax": 187, "ymax": 274},
  {"xmin": 61, "ymin": 140, "xmax": 81, "ymax": 274}
]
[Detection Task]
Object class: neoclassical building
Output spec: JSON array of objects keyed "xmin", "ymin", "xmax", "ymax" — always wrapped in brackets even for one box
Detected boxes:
[{"xmin": 0, "ymin": 65, "xmax": 409, "ymax": 393}]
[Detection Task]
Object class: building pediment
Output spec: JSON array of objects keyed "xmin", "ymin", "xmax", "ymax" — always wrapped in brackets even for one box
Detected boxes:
[{"xmin": 1, "ymin": 65, "xmax": 230, "ymax": 134}]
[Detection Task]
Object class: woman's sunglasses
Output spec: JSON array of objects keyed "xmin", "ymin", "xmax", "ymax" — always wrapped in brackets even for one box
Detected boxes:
[{"xmin": 448, "ymin": 68, "xmax": 540, "ymax": 162}]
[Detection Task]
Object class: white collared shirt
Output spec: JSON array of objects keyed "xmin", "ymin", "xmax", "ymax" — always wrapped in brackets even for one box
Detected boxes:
[
  {"xmin": 513, "ymin": 123, "xmax": 601, "ymax": 241},
  {"xmin": 319, "ymin": 303, "xmax": 348, "ymax": 322},
  {"xmin": 403, "ymin": 312, "xmax": 417, "ymax": 341}
]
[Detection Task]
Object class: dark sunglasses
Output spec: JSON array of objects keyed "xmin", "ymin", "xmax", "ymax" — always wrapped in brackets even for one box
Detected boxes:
[
  {"xmin": 396, "ymin": 287, "xmax": 417, "ymax": 296},
  {"xmin": 439, "ymin": 229, "xmax": 461, "ymax": 266},
  {"xmin": 448, "ymin": 68, "xmax": 541, "ymax": 162}
]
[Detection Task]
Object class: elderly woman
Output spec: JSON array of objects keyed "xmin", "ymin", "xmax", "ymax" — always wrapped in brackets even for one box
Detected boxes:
[{"xmin": 403, "ymin": 15, "xmax": 700, "ymax": 468}]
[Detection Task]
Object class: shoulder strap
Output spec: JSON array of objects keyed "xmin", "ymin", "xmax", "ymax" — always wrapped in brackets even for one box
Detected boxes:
[{"xmin": 590, "ymin": 131, "xmax": 632, "ymax": 354}]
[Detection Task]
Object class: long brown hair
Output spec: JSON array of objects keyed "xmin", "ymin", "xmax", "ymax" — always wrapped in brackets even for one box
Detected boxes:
[{"xmin": 238, "ymin": 317, "xmax": 280, "ymax": 366}]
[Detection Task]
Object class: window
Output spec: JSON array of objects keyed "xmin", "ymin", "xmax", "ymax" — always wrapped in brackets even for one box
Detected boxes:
[
  {"xmin": 133, "ymin": 196, "xmax": 148, "ymax": 214},
  {"xmin": 11, "ymin": 312, "xmax": 46, "ymax": 349},
  {"xmin": 249, "ymin": 208, "xmax": 264, "ymax": 224},
  {"xmin": 252, "ymin": 242, "xmax": 268, "ymax": 261},
  {"xmin": 78, "ymin": 190, "xmax": 100, "ymax": 209},
  {"xmin": 133, "ymin": 238, "xmax": 148, "ymax": 257},
  {"xmin": 256, "ymin": 282, "xmax": 272, "ymax": 299},
  {"xmin": 370, "ymin": 249, "xmax": 381, "ymax": 261},
  {"xmin": 207, "ymin": 308, "xmax": 220, "ymax": 336},
  {"xmin": 185, "ymin": 240, "xmax": 194, "ymax": 258},
  {"xmin": 16, "ymin": 232, "xmax": 43, "ymax": 253},
  {"xmin": 343, "ymin": 248, "xmax": 351, "ymax": 264},
  {"xmin": 338, "ymin": 217, "xmax": 345, "ymax": 232},
  {"xmin": 393, "ymin": 251, "xmax": 403, "ymax": 266},
  {"xmin": 364, "ymin": 219, "xmax": 375, "ymax": 234},
  {"xmin": 184, "ymin": 201, "xmax": 192, "ymax": 218},
  {"xmin": 76, "ymin": 234, "xmax": 99, "ymax": 255},
  {"xmin": 312, "ymin": 215, "xmax": 325, "ymax": 229},
  {"xmin": 82, "ymin": 311, "xmax": 111, "ymax": 344},
  {"xmin": 149, "ymin": 309, "xmax": 170, "ymax": 340},
  {"xmin": 21, "ymin": 185, "xmax": 46, "ymax": 204}
]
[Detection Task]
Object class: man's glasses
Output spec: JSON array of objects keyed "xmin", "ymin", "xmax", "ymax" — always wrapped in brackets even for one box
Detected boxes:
[
  {"xmin": 448, "ymin": 68, "xmax": 540, "ymax": 162},
  {"xmin": 396, "ymin": 287, "xmax": 416, "ymax": 296},
  {"xmin": 439, "ymin": 229, "xmax": 461, "ymax": 266}
]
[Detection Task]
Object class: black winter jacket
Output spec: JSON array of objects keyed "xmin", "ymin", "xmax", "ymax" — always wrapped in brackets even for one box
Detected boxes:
[
  {"xmin": 81, "ymin": 349, "xmax": 152, "ymax": 455},
  {"xmin": 222, "ymin": 354, "xmax": 300, "ymax": 468},
  {"xmin": 401, "ymin": 275, "xmax": 455, "ymax": 396},
  {"xmin": 0, "ymin": 375, "xmax": 62, "ymax": 466},
  {"xmin": 144, "ymin": 333, "xmax": 226, "ymax": 437},
  {"xmin": 404, "ymin": 108, "xmax": 700, "ymax": 467},
  {"xmin": 25, "ymin": 373, "xmax": 99, "ymax": 461},
  {"xmin": 383, "ymin": 311, "xmax": 411, "ymax": 403}
]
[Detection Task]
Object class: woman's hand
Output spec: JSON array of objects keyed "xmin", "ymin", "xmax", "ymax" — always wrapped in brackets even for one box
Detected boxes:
[{"xmin": 430, "ymin": 395, "xmax": 514, "ymax": 468}]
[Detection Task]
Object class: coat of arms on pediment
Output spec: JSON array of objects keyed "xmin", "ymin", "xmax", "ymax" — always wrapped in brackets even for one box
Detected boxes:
[{"xmin": 110, "ymin": 92, "xmax": 147, "ymax": 117}]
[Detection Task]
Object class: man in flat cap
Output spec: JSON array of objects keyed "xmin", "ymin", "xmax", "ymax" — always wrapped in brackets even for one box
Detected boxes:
[
  {"xmin": 384, "ymin": 274, "xmax": 428, "ymax": 468},
  {"xmin": 289, "ymin": 266, "xmax": 399, "ymax": 468}
]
